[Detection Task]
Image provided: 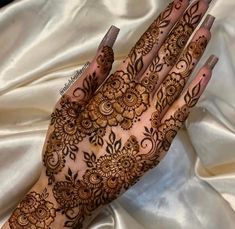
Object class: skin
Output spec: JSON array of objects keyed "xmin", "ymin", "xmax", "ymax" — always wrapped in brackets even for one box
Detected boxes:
[{"xmin": 2, "ymin": 0, "xmax": 218, "ymax": 228}]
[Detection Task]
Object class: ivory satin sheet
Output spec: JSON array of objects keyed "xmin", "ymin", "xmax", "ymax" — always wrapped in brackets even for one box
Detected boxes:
[{"xmin": 0, "ymin": 0, "xmax": 235, "ymax": 228}]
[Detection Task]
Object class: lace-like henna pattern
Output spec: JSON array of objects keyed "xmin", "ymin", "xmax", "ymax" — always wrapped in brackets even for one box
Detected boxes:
[
  {"xmin": 9, "ymin": 189, "xmax": 56, "ymax": 229},
  {"xmin": 38, "ymin": 2, "xmax": 210, "ymax": 228},
  {"xmin": 152, "ymin": 35, "xmax": 208, "ymax": 127}
]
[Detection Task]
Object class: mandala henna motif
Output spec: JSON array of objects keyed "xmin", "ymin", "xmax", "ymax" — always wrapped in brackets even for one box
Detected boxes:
[{"xmin": 9, "ymin": 189, "xmax": 56, "ymax": 229}]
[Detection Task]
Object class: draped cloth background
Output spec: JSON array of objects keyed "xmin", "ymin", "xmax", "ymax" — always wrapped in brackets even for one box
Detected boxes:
[{"xmin": 0, "ymin": 0, "xmax": 235, "ymax": 228}]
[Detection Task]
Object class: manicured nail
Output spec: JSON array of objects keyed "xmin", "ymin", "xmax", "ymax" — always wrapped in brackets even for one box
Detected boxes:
[
  {"xmin": 201, "ymin": 14, "xmax": 215, "ymax": 30},
  {"xmin": 98, "ymin": 25, "xmax": 120, "ymax": 50},
  {"xmin": 202, "ymin": 0, "xmax": 213, "ymax": 4},
  {"xmin": 205, "ymin": 55, "xmax": 219, "ymax": 70}
]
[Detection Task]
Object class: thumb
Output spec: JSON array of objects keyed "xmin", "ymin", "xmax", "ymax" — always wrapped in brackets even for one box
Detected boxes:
[{"xmin": 65, "ymin": 25, "xmax": 120, "ymax": 101}]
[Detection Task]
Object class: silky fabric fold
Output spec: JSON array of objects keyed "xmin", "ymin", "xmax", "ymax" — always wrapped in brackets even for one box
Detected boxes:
[{"xmin": 0, "ymin": 0, "xmax": 235, "ymax": 228}]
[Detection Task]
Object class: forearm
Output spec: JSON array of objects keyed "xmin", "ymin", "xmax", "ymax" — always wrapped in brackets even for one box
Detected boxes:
[{"xmin": 1, "ymin": 171, "xmax": 100, "ymax": 229}]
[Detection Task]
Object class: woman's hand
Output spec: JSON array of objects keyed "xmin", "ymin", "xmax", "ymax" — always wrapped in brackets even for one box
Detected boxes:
[{"xmin": 3, "ymin": 0, "xmax": 218, "ymax": 228}]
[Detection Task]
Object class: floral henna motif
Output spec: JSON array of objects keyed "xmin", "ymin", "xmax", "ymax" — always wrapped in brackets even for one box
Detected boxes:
[
  {"xmin": 85, "ymin": 70, "xmax": 150, "ymax": 130},
  {"xmin": 113, "ymin": 82, "xmax": 149, "ymax": 129},
  {"xmin": 44, "ymin": 64, "xmax": 152, "ymax": 183},
  {"xmin": 52, "ymin": 132, "xmax": 148, "ymax": 228},
  {"xmin": 97, "ymin": 46, "xmax": 114, "ymax": 74},
  {"xmin": 9, "ymin": 189, "xmax": 56, "ymax": 229},
  {"xmin": 52, "ymin": 79, "xmax": 202, "ymax": 228},
  {"xmin": 189, "ymin": 35, "xmax": 207, "ymax": 59}
]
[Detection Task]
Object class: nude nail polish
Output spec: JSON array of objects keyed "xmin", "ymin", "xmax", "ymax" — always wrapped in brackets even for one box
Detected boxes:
[
  {"xmin": 205, "ymin": 55, "xmax": 219, "ymax": 69},
  {"xmin": 98, "ymin": 25, "xmax": 120, "ymax": 50},
  {"xmin": 201, "ymin": 14, "xmax": 215, "ymax": 30}
]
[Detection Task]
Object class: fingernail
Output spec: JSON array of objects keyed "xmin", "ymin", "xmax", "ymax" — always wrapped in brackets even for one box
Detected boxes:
[
  {"xmin": 201, "ymin": 14, "xmax": 215, "ymax": 30},
  {"xmin": 205, "ymin": 55, "xmax": 219, "ymax": 70},
  {"xmin": 98, "ymin": 25, "xmax": 120, "ymax": 50}
]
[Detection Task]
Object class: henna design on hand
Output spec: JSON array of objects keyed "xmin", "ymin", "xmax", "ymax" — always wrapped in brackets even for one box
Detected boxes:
[
  {"xmin": 153, "ymin": 35, "xmax": 208, "ymax": 123},
  {"xmin": 50, "ymin": 79, "xmax": 204, "ymax": 229},
  {"xmin": 157, "ymin": 80, "xmax": 202, "ymax": 152},
  {"xmin": 9, "ymin": 189, "xmax": 56, "ymax": 229},
  {"xmin": 96, "ymin": 46, "xmax": 114, "ymax": 74},
  {"xmin": 52, "ymin": 132, "xmax": 149, "ymax": 228},
  {"xmin": 131, "ymin": 1, "xmax": 174, "ymax": 56},
  {"xmin": 141, "ymin": 1, "xmax": 203, "ymax": 92},
  {"xmin": 5, "ymin": 1, "xmax": 216, "ymax": 228}
]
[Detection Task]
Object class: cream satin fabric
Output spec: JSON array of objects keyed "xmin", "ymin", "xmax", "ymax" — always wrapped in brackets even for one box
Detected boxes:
[{"xmin": 0, "ymin": 0, "xmax": 235, "ymax": 228}]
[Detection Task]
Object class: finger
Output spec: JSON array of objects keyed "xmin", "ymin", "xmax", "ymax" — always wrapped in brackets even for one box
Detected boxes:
[
  {"xmin": 151, "ymin": 15, "xmax": 214, "ymax": 124},
  {"xmin": 139, "ymin": 0, "xmax": 211, "ymax": 91},
  {"xmin": 119, "ymin": 0, "xmax": 190, "ymax": 81},
  {"xmin": 157, "ymin": 55, "xmax": 218, "ymax": 160},
  {"xmin": 63, "ymin": 25, "xmax": 120, "ymax": 102},
  {"xmin": 139, "ymin": 0, "xmax": 209, "ymax": 92}
]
